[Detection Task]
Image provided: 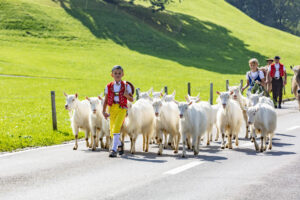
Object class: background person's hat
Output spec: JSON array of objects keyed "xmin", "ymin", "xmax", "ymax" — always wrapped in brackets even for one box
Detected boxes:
[
  {"xmin": 274, "ymin": 56, "xmax": 280, "ymax": 60},
  {"xmin": 266, "ymin": 58, "xmax": 274, "ymax": 61}
]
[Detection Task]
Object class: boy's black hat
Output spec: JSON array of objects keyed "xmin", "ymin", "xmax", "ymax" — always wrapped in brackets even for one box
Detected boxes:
[
  {"xmin": 274, "ymin": 56, "xmax": 280, "ymax": 60},
  {"xmin": 112, "ymin": 65, "xmax": 123, "ymax": 72}
]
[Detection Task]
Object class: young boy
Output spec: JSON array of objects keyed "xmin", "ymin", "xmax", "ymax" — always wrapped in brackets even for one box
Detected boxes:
[{"xmin": 102, "ymin": 65, "xmax": 134, "ymax": 157}]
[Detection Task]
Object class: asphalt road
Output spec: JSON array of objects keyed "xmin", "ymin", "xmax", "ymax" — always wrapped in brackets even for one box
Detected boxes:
[{"xmin": 0, "ymin": 101, "xmax": 299, "ymax": 200}]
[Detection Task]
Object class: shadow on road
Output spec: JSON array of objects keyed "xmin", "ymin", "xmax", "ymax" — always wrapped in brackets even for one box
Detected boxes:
[
  {"xmin": 265, "ymin": 151, "xmax": 296, "ymax": 156},
  {"xmin": 276, "ymin": 133, "xmax": 296, "ymax": 138},
  {"xmin": 121, "ymin": 151, "xmax": 169, "ymax": 163},
  {"xmin": 272, "ymin": 142, "xmax": 294, "ymax": 147}
]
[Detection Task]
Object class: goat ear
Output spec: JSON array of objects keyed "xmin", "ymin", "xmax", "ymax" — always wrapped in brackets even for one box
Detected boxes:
[
  {"xmin": 188, "ymin": 101, "xmax": 193, "ymax": 106},
  {"xmin": 100, "ymin": 92, "xmax": 104, "ymax": 98},
  {"xmin": 162, "ymin": 94, "xmax": 167, "ymax": 101},
  {"xmin": 160, "ymin": 88, "xmax": 164, "ymax": 93},
  {"xmin": 148, "ymin": 87, "xmax": 152, "ymax": 95},
  {"xmin": 230, "ymin": 91, "xmax": 234, "ymax": 95},
  {"xmin": 196, "ymin": 93, "xmax": 200, "ymax": 98},
  {"xmin": 246, "ymin": 91, "xmax": 251, "ymax": 97},
  {"xmin": 174, "ymin": 100, "xmax": 179, "ymax": 105},
  {"xmin": 86, "ymin": 96, "xmax": 90, "ymax": 101},
  {"xmin": 63, "ymin": 92, "xmax": 68, "ymax": 97},
  {"xmin": 75, "ymin": 93, "xmax": 78, "ymax": 98},
  {"xmin": 259, "ymin": 92, "xmax": 264, "ymax": 97},
  {"xmin": 185, "ymin": 96, "xmax": 189, "ymax": 102},
  {"xmin": 216, "ymin": 91, "xmax": 221, "ymax": 95},
  {"xmin": 195, "ymin": 98, "xmax": 201, "ymax": 103},
  {"xmin": 160, "ymin": 92, "xmax": 163, "ymax": 97},
  {"xmin": 98, "ymin": 96, "xmax": 103, "ymax": 100},
  {"xmin": 172, "ymin": 90, "xmax": 176, "ymax": 97}
]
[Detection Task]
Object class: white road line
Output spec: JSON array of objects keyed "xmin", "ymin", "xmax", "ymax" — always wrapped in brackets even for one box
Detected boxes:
[
  {"xmin": 0, "ymin": 141, "xmax": 85, "ymax": 158},
  {"xmin": 286, "ymin": 126, "xmax": 300, "ymax": 132},
  {"xmin": 164, "ymin": 161, "xmax": 204, "ymax": 175}
]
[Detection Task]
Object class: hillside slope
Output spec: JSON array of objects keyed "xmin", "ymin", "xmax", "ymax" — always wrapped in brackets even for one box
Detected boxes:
[{"xmin": 0, "ymin": 0, "xmax": 299, "ymax": 151}]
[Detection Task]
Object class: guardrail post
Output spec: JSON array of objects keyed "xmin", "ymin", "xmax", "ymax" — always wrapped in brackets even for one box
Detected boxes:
[
  {"xmin": 210, "ymin": 83, "xmax": 213, "ymax": 105},
  {"xmin": 226, "ymin": 80, "xmax": 229, "ymax": 91},
  {"xmin": 51, "ymin": 91, "xmax": 57, "ymax": 130}
]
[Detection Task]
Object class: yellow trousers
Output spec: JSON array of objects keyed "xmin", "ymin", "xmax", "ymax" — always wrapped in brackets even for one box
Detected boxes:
[{"xmin": 108, "ymin": 104, "xmax": 127, "ymax": 137}]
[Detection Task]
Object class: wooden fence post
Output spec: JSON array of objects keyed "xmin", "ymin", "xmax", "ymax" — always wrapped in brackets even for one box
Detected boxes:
[
  {"xmin": 210, "ymin": 82, "xmax": 213, "ymax": 105},
  {"xmin": 187, "ymin": 82, "xmax": 191, "ymax": 96},
  {"xmin": 136, "ymin": 88, "xmax": 140, "ymax": 100},
  {"xmin": 240, "ymin": 79, "xmax": 244, "ymax": 94},
  {"xmin": 226, "ymin": 80, "xmax": 229, "ymax": 91},
  {"xmin": 51, "ymin": 91, "xmax": 57, "ymax": 131},
  {"xmin": 164, "ymin": 86, "xmax": 168, "ymax": 95}
]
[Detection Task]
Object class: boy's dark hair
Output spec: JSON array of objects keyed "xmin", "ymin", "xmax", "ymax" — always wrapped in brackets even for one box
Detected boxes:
[{"xmin": 112, "ymin": 65, "xmax": 123, "ymax": 72}]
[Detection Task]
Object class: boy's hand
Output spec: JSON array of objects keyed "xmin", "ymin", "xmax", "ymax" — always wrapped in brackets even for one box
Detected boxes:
[
  {"xmin": 124, "ymin": 90, "xmax": 131, "ymax": 99},
  {"xmin": 102, "ymin": 112, "xmax": 110, "ymax": 119}
]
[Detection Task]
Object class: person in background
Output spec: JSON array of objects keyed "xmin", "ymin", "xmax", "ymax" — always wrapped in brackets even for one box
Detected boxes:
[
  {"xmin": 241, "ymin": 58, "xmax": 266, "ymax": 94},
  {"xmin": 259, "ymin": 58, "xmax": 274, "ymax": 93},
  {"xmin": 267, "ymin": 56, "xmax": 287, "ymax": 108}
]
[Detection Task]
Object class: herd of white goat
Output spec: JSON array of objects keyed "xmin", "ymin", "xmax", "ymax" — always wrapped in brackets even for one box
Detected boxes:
[{"xmin": 64, "ymin": 85, "xmax": 277, "ymax": 157}]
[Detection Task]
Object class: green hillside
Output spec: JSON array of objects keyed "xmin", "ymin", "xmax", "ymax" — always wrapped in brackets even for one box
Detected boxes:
[{"xmin": 0, "ymin": 0, "xmax": 299, "ymax": 151}]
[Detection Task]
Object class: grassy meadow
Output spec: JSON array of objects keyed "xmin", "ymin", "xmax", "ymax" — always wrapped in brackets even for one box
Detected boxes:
[{"xmin": 0, "ymin": 0, "xmax": 299, "ymax": 151}]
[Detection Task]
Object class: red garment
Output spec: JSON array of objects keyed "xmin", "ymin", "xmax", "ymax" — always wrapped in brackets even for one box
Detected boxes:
[
  {"xmin": 107, "ymin": 81, "xmax": 128, "ymax": 108},
  {"xmin": 270, "ymin": 63, "xmax": 285, "ymax": 78}
]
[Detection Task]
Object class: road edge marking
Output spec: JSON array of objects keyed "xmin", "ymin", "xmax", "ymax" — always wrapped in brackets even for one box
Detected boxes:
[{"xmin": 0, "ymin": 141, "xmax": 85, "ymax": 158}]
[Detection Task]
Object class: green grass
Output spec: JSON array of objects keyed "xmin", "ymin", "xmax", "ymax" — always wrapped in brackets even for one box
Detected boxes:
[{"xmin": 0, "ymin": 0, "xmax": 299, "ymax": 151}]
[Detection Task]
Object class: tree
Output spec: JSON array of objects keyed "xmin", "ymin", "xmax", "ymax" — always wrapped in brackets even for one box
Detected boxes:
[{"xmin": 226, "ymin": 0, "xmax": 300, "ymax": 36}]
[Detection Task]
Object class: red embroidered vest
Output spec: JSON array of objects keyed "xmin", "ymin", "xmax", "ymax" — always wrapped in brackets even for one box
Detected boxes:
[
  {"xmin": 270, "ymin": 63, "xmax": 285, "ymax": 78},
  {"xmin": 107, "ymin": 81, "xmax": 128, "ymax": 109}
]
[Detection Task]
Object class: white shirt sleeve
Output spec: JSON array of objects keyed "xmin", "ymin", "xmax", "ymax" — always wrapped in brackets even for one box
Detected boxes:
[
  {"xmin": 259, "ymin": 70, "xmax": 265, "ymax": 79},
  {"xmin": 246, "ymin": 72, "xmax": 249, "ymax": 80},
  {"xmin": 283, "ymin": 66, "xmax": 286, "ymax": 71},
  {"xmin": 126, "ymin": 83, "xmax": 132, "ymax": 94},
  {"xmin": 268, "ymin": 65, "xmax": 271, "ymax": 72},
  {"xmin": 104, "ymin": 86, "xmax": 108, "ymax": 95}
]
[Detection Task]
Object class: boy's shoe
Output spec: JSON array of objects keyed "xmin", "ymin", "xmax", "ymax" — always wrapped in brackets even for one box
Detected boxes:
[
  {"xmin": 278, "ymin": 104, "xmax": 282, "ymax": 109},
  {"xmin": 118, "ymin": 143, "xmax": 124, "ymax": 155},
  {"xmin": 109, "ymin": 150, "xmax": 117, "ymax": 158},
  {"xmin": 274, "ymin": 105, "xmax": 278, "ymax": 108}
]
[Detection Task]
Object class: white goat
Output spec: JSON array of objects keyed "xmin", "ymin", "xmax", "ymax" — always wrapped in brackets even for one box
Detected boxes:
[
  {"xmin": 122, "ymin": 99, "xmax": 155, "ymax": 154},
  {"xmin": 64, "ymin": 92, "xmax": 91, "ymax": 150},
  {"xmin": 229, "ymin": 85, "xmax": 250, "ymax": 138},
  {"xmin": 86, "ymin": 96, "xmax": 111, "ymax": 151},
  {"xmin": 137, "ymin": 88, "xmax": 153, "ymax": 101},
  {"xmin": 247, "ymin": 103, "xmax": 277, "ymax": 152},
  {"xmin": 152, "ymin": 88, "xmax": 164, "ymax": 99},
  {"xmin": 247, "ymin": 91, "xmax": 264, "ymax": 106},
  {"xmin": 258, "ymin": 96, "xmax": 274, "ymax": 107},
  {"xmin": 178, "ymin": 102, "xmax": 207, "ymax": 157},
  {"xmin": 162, "ymin": 90, "xmax": 176, "ymax": 102},
  {"xmin": 216, "ymin": 91, "xmax": 243, "ymax": 149},
  {"xmin": 211, "ymin": 104, "xmax": 220, "ymax": 141},
  {"xmin": 152, "ymin": 98, "xmax": 180, "ymax": 155},
  {"xmin": 185, "ymin": 94, "xmax": 213, "ymax": 146}
]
